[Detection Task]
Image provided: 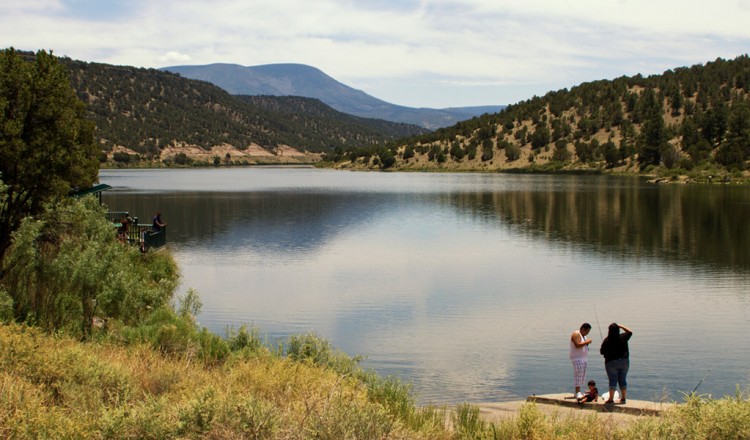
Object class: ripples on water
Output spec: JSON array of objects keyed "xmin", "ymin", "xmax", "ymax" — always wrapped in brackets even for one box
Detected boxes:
[{"xmin": 101, "ymin": 168, "xmax": 750, "ymax": 404}]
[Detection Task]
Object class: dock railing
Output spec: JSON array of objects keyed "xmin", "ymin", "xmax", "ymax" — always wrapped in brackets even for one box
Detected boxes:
[
  {"xmin": 143, "ymin": 226, "xmax": 166, "ymax": 250},
  {"xmin": 111, "ymin": 214, "xmax": 167, "ymax": 251},
  {"xmin": 107, "ymin": 211, "xmax": 130, "ymax": 223}
]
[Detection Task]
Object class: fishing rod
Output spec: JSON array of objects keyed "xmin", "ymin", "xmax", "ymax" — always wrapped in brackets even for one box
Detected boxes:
[
  {"xmin": 692, "ymin": 368, "xmax": 712, "ymax": 394},
  {"xmin": 593, "ymin": 305, "xmax": 603, "ymax": 340}
]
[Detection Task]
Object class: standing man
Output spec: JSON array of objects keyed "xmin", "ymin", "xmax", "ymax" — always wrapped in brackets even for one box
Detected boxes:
[
  {"xmin": 570, "ymin": 323, "xmax": 593, "ymax": 398},
  {"xmin": 152, "ymin": 211, "xmax": 166, "ymax": 232}
]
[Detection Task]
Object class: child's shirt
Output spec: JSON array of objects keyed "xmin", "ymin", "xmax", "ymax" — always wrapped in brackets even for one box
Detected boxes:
[{"xmin": 580, "ymin": 387, "xmax": 599, "ymax": 402}]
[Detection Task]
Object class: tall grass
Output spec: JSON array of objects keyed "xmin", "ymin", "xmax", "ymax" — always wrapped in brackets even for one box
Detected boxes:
[
  {"xmin": 450, "ymin": 396, "xmax": 750, "ymax": 440},
  {"xmin": 2, "ymin": 322, "xmax": 750, "ymax": 438},
  {"xmin": 624, "ymin": 392, "xmax": 750, "ymax": 439},
  {"xmin": 0, "ymin": 323, "xmax": 446, "ymax": 438}
]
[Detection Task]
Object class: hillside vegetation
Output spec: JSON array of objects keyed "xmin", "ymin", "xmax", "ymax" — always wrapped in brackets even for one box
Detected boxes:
[
  {"xmin": 333, "ymin": 55, "xmax": 750, "ymax": 181},
  {"xmin": 55, "ymin": 56, "xmax": 428, "ymax": 161}
]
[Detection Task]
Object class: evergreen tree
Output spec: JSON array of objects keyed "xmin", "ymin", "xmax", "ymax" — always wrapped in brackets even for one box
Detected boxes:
[
  {"xmin": 481, "ymin": 139, "xmax": 494, "ymax": 161},
  {"xmin": 637, "ymin": 90, "xmax": 667, "ymax": 167},
  {"xmin": 530, "ymin": 125, "xmax": 550, "ymax": 151},
  {"xmin": 0, "ymin": 48, "xmax": 99, "ymax": 259},
  {"xmin": 505, "ymin": 143, "xmax": 521, "ymax": 161},
  {"xmin": 700, "ymin": 105, "xmax": 728, "ymax": 145},
  {"xmin": 552, "ymin": 139, "xmax": 571, "ymax": 162},
  {"xmin": 716, "ymin": 102, "xmax": 750, "ymax": 167},
  {"xmin": 603, "ymin": 137, "xmax": 620, "ymax": 167}
]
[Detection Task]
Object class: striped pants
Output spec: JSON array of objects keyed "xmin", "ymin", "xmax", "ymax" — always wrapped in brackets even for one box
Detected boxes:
[{"xmin": 572, "ymin": 359, "xmax": 587, "ymax": 388}]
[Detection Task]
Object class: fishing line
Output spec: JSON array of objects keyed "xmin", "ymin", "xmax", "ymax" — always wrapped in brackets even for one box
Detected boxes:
[
  {"xmin": 691, "ymin": 347, "xmax": 729, "ymax": 394},
  {"xmin": 593, "ymin": 305, "xmax": 603, "ymax": 340}
]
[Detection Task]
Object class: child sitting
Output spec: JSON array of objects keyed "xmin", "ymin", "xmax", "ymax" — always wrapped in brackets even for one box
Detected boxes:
[{"xmin": 577, "ymin": 380, "xmax": 599, "ymax": 403}]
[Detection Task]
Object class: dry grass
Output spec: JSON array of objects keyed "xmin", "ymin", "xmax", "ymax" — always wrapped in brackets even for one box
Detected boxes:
[
  {"xmin": 0, "ymin": 323, "xmax": 442, "ymax": 439},
  {"xmin": 1, "ymin": 323, "xmax": 748, "ymax": 439}
]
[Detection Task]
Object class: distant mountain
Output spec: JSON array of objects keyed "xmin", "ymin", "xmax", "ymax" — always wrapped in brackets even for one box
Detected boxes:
[
  {"xmin": 161, "ymin": 63, "xmax": 505, "ymax": 129},
  {"xmin": 56, "ymin": 58, "xmax": 428, "ymax": 158}
]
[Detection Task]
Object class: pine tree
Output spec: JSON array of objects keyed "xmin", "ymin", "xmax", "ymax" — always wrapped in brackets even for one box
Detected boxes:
[{"xmin": 0, "ymin": 48, "xmax": 99, "ymax": 259}]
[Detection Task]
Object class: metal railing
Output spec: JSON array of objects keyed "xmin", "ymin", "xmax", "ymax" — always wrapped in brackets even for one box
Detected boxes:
[
  {"xmin": 110, "ymin": 212, "xmax": 167, "ymax": 251},
  {"xmin": 143, "ymin": 227, "xmax": 166, "ymax": 250},
  {"xmin": 107, "ymin": 211, "xmax": 130, "ymax": 223}
]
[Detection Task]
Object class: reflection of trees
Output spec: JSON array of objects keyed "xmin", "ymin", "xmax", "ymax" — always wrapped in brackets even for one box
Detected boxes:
[
  {"xmin": 103, "ymin": 191, "xmax": 391, "ymax": 254},
  {"xmin": 453, "ymin": 179, "xmax": 750, "ymax": 270},
  {"xmin": 104, "ymin": 178, "xmax": 750, "ymax": 271}
]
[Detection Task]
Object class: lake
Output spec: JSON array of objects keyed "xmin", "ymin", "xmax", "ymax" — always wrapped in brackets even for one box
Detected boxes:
[{"xmin": 100, "ymin": 167, "xmax": 750, "ymax": 405}]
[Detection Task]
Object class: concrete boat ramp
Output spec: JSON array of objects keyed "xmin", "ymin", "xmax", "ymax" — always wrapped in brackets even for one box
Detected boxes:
[{"xmin": 476, "ymin": 394, "xmax": 677, "ymax": 425}]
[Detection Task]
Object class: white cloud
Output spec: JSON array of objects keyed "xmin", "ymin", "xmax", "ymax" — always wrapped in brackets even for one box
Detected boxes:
[
  {"xmin": 159, "ymin": 51, "xmax": 191, "ymax": 63},
  {"xmin": 2, "ymin": 0, "xmax": 749, "ymax": 107}
]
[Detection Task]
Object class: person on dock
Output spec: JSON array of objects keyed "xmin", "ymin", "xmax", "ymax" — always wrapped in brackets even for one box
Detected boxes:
[
  {"xmin": 570, "ymin": 322, "xmax": 593, "ymax": 398},
  {"xmin": 117, "ymin": 216, "xmax": 129, "ymax": 243},
  {"xmin": 152, "ymin": 211, "xmax": 166, "ymax": 232},
  {"xmin": 600, "ymin": 322, "xmax": 633, "ymax": 404},
  {"xmin": 577, "ymin": 380, "xmax": 599, "ymax": 403}
]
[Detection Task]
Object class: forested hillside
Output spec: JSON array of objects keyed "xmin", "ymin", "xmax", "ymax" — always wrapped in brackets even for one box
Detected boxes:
[
  {"xmin": 336, "ymin": 55, "xmax": 750, "ymax": 179},
  {"xmin": 236, "ymin": 95, "xmax": 429, "ymax": 142},
  {"xmin": 163, "ymin": 63, "xmax": 504, "ymax": 129},
  {"xmin": 56, "ymin": 57, "xmax": 428, "ymax": 158}
]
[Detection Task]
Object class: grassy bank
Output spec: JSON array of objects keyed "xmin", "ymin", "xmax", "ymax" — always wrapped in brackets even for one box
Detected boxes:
[
  {"xmin": 2, "ymin": 323, "xmax": 750, "ymax": 439},
  {"xmin": 0, "ymin": 323, "xmax": 450, "ymax": 439}
]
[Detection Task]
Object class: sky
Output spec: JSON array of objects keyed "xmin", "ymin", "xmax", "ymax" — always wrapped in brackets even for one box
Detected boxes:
[{"xmin": 2, "ymin": 0, "xmax": 750, "ymax": 108}]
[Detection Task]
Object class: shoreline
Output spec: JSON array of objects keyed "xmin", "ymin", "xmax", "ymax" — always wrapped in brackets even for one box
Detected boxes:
[{"xmin": 98, "ymin": 162, "xmax": 750, "ymax": 184}]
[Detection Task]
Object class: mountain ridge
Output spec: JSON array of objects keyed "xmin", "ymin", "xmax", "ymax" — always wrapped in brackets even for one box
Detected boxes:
[
  {"xmin": 50, "ymin": 56, "xmax": 430, "ymax": 163},
  {"xmin": 162, "ymin": 63, "xmax": 504, "ymax": 129},
  {"xmin": 332, "ymin": 55, "xmax": 750, "ymax": 181}
]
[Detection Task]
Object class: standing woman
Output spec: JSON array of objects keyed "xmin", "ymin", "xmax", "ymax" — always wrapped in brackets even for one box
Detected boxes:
[{"xmin": 600, "ymin": 323, "xmax": 633, "ymax": 404}]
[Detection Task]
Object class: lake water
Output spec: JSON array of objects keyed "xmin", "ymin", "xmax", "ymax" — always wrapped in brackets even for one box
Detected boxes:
[{"xmin": 100, "ymin": 167, "xmax": 750, "ymax": 405}]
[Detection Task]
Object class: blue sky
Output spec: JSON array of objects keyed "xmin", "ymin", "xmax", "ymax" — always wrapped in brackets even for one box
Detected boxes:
[{"xmin": 3, "ymin": 0, "xmax": 750, "ymax": 108}]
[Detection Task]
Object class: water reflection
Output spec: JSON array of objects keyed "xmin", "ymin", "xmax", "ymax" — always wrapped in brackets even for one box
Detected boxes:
[
  {"xmin": 451, "ymin": 180, "xmax": 750, "ymax": 270},
  {"xmin": 107, "ymin": 177, "xmax": 750, "ymax": 271},
  {"xmin": 101, "ymin": 169, "xmax": 750, "ymax": 404}
]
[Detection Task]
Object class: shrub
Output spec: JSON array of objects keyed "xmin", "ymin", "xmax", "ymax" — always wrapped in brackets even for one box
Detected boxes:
[
  {"xmin": 173, "ymin": 152, "xmax": 192, "ymax": 165},
  {"xmin": 553, "ymin": 140, "xmax": 572, "ymax": 162},
  {"xmin": 1, "ymin": 197, "xmax": 178, "ymax": 336},
  {"xmin": 285, "ymin": 332, "xmax": 361, "ymax": 376},
  {"xmin": 505, "ymin": 144, "xmax": 521, "ymax": 161},
  {"xmin": 112, "ymin": 152, "xmax": 132, "ymax": 163},
  {"xmin": 226, "ymin": 324, "xmax": 265, "ymax": 354},
  {"xmin": 402, "ymin": 145, "xmax": 415, "ymax": 160}
]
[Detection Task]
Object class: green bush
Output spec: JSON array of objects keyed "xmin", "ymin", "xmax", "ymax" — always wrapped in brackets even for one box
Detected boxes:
[
  {"xmin": 505, "ymin": 144, "xmax": 521, "ymax": 161},
  {"xmin": 285, "ymin": 332, "xmax": 361, "ymax": 376},
  {"xmin": 226, "ymin": 324, "xmax": 265, "ymax": 354},
  {"xmin": 1, "ymin": 196, "xmax": 178, "ymax": 336},
  {"xmin": 112, "ymin": 152, "xmax": 132, "ymax": 163}
]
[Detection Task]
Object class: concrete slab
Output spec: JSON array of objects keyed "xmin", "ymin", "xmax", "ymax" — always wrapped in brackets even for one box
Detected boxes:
[
  {"xmin": 527, "ymin": 393, "xmax": 676, "ymax": 416},
  {"xmin": 474, "ymin": 394, "xmax": 677, "ymax": 427}
]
